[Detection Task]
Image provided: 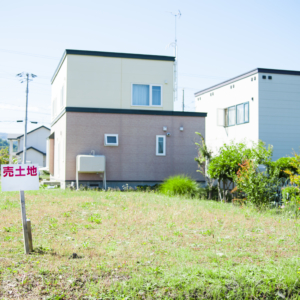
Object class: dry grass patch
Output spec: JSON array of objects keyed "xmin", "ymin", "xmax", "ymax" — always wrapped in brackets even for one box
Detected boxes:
[{"xmin": 0, "ymin": 188, "xmax": 300, "ymax": 299}]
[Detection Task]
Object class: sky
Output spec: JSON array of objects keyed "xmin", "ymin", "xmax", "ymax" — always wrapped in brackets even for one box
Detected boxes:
[{"xmin": 1, "ymin": 0, "xmax": 300, "ymax": 134}]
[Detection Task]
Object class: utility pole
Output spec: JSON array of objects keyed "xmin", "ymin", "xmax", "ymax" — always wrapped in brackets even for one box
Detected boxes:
[
  {"xmin": 16, "ymin": 72, "xmax": 37, "ymax": 163},
  {"xmin": 182, "ymin": 88, "xmax": 185, "ymax": 112}
]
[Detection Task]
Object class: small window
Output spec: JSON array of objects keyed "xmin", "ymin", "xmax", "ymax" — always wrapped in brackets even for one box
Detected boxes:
[
  {"xmin": 104, "ymin": 134, "xmax": 119, "ymax": 146},
  {"xmin": 254, "ymin": 76, "xmax": 256, "ymax": 80},
  {"xmin": 251, "ymin": 78, "xmax": 253, "ymax": 81},
  {"xmin": 156, "ymin": 135, "xmax": 166, "ymax": 156},
  {"xmin": 132, "ymin": 84, "xmax": 162, "ymax": 106},
  {"xmin": 262, "ymin": 75, "xmax": 266, "ymax": 79},
  {"xmin": 268, "ymin": 76, "xmax": 272, "ymax": 80}
]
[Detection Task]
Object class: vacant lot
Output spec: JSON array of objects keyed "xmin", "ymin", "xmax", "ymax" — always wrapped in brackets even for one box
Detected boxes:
[{"xmin": 0, "ymin": 188, "xmax": 300, "ymax": 299}]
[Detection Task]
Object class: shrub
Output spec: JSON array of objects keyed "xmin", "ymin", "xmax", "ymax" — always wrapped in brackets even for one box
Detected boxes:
[
  {"xmin": 267, "ymin": 157, "xmax": 297, "ymax": 179},
  {"xmin": 159, "ymin": 175, "xmax": 199, "ymax": 197},
  {"xmin": 208, "ymin": 141, "xmax": 273, "ymax": 202},
  {"xmin": 235, "ymin": 159, "xmax": 279, "ymax": 209}
]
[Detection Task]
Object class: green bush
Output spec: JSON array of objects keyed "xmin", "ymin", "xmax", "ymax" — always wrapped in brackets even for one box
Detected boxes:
[
  {"xmin": 159, "ymin": 175, "xmax": 199, "ymax": 197},
  {"xmin": 267, "ymin": 157, "xmax": 297, "ymax": 179}
]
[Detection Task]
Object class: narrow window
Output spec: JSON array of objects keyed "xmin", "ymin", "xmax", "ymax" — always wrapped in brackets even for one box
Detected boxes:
[
  {"xmin": 156, "ymin": 135, "xmax": 166, "ymax": 156},
  {"xmin": 104, "ymin": 134, "xmax": 119, "ymax": 146},
  {"xmin": 236, "ymin": 104, "xmax": 244, "ymax": 124},
  {"xmin": 244, "ymin": 102, "xmax": 249, "ymax": 123},
  {"xmin": 152, "ymin": 86, "xmax": 161, "ymax": 105},
  {"xmin": 236, "ymin": 102, "xmax": 249, "ymax": 124},
  {"xmin": 228, "ymin": 106, "xmax": 236, "ymax": 126}
]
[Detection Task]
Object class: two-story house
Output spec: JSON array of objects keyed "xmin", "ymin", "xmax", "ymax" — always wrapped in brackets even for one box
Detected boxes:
[{"xmin": 50, "ymin": 49, "xmax": 207, "ymax": 189}]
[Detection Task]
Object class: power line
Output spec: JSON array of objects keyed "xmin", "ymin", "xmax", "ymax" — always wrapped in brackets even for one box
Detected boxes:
[{"xmin": 0, "ymin": 49, "xmax": 59, "ymax": 60}]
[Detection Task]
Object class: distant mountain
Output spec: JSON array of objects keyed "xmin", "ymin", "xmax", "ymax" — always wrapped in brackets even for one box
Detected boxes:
[{"xmin": 0, "ymin": 133, "xmax": 7, "ymax": 140}]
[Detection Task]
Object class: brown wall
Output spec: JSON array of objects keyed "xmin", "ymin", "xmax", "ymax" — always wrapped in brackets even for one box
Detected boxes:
[{"xmin": 63, "ymin": 112, "xmax": 205, "ymax": 182}]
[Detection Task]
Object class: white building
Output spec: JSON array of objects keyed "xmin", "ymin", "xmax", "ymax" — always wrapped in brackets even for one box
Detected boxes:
[
  {"xmin": 8, "ymin": 126, "xmax": 50, "ymax": 166},
  {"xmin": 195, "ymin": 68, "xmax": 300, "ymax": 160}
]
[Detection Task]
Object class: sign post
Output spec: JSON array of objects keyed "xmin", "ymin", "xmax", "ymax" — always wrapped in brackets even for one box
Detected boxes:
[{"xmin": 1, "ymin": 164, "xmax": 39, "ymax": 254}]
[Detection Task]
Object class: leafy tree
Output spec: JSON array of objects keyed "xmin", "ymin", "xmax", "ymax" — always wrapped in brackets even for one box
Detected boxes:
[
  {"xmin": 0, "ymin": 147, "xmax": 9, "ymax": 167},
  {"xmin": 194, "ymin": 132, "xmax": 216, "ymax": 199},
  {"xmin": 208, "ymin": 141, "xmax": 273, "ymax": 202},
  {"xmin": 0, "ymin": 138, "xmax": 18, "ymax": 152}
]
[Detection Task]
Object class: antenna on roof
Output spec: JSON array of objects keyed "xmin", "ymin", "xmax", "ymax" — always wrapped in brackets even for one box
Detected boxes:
[{"xmin": 166, "ymin": 10, "xmax": 181, "ymax": 103}]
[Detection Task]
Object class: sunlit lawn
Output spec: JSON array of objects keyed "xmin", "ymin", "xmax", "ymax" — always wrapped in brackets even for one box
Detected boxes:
[{"xmin": 0, "ymin": 187, "xmax": 300, "ymax": 299}]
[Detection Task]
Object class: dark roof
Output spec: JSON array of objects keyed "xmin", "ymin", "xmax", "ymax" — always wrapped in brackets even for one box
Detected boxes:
[
  {"xmin": 16, "ymin": 147, "xmax": 46, "ymax": 156},
  {"xmin": 194, "ymin": 68, "xmax": 300, "ymax": 97},
  {"xmin": 51, "ymin": 107, "xmax": 207, "ymax": 126},
  {"xmin": 51, "ymin": 49, "xmax": 175, "ymax": 83},
  {"xmin": 16, "ymin": 125, "xmax": 50, "ymax": 139},
  {"xmin": 48, "ymin": 132, "xmax": 55, "ymax": 139}
]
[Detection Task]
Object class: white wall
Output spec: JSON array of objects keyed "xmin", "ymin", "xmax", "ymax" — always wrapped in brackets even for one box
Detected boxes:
[
  {"xmin": 195, "ymin": 74, "xmax": 259, "ymax": 155},
  {"xmin": 60, "ymin": 55, "xmax": 174, "ymax": 111},
  {"xmin": 18, "ymin": 149, "xmax": 45, "ymax": 166},
  {"xmin": 19, "ymin": 127, "xmax": 50, "ymax": 153},
  {"xmin": 51, "ymin": 57, "xmax": 67, "ymax": 120},
  {"xmin": 259, "ymin": 73, "xmax": 300, "ymax": 160}
]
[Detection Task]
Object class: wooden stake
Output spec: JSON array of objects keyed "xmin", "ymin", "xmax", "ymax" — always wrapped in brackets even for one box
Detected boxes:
[
  {"xmin": 27, "ymin": 219, "xmax": 33, "ymax": 253},
  {"xmin": 20, "ymin": 191, "xmax": 30, "ymax": 254}
]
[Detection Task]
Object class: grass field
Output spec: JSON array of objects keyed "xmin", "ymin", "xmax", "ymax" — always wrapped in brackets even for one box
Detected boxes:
[{"xmin": 0, "ymin": 188, "xmax": 300, "ymax": 299}]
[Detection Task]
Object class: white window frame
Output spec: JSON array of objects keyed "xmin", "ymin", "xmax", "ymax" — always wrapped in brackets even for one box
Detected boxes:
[
  {"xmin": 156, "ymin": 135, "xmax": 166, "ymax": 156},
  {"xmin": 104, "ymin": 134, "xmax": 119, "ymax": 146},
  {"xmin": 131, "ymin": 83, "xmax": 163, "ymax": 107}
]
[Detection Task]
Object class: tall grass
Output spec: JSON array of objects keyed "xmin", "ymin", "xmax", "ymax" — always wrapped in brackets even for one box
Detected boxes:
[{"xmin": 159, "ymin": 174, "xmax": 199, "ymax": 197}]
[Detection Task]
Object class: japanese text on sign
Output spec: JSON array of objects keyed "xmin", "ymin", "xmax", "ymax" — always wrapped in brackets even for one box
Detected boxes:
[{"xmin": 1, "ymin": 164, "xmax": 39, "ymax": 192}]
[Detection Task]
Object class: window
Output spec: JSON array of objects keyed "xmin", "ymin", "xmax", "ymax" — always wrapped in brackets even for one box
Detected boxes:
[
  {"xmin": 262, "ymin": 75, "xmax": 266, "ymax": 79},
  {"xmin": 236, "ymin": 102, "xmax": 249, "ymax": 124},
  {"xmin": 228, "ymin": 106, "xmax": 236, "ymax": 126},
  {"xmin": 104, "ymin": 134, "xmax": 118, "ymax": 146},
  {"xmin": 132, "ymin": 84, "xmax": 162, "ymax": 106},
  {"xmin": 268, "ymin": 76, "xmax": 272, "ymax": 80},
  {"xmin": 156, "ymin": 135, "xmax": 166, "ymax": 156}
]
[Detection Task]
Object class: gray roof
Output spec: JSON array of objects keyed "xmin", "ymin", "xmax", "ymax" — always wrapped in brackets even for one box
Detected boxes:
[
  {"xmin": 194, "ymin": 68, "xmax": 300, "ymax": 97},
  {"xmin": 7, "ymin": 133, "xmax": 22, "ymax": 140},
  {"xmin": 16, "ymin": 125, "xmax": 50, "ymax": 139},
  {"xmin": 16, "ymin": 146, "xmax": 46, "ymax": 156}
]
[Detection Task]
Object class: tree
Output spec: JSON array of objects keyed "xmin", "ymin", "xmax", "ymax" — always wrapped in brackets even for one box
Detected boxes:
[
  {"xmin": 208, "ymin": 141, "xmax": 273, "ymax": 202},
  {"xmin": 0, "ymin": 147, "xmax": 9, "ymax": 167},
  {"xmin": 194, "ymin": 132, "xmax": 215, "ymax": 199}
]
